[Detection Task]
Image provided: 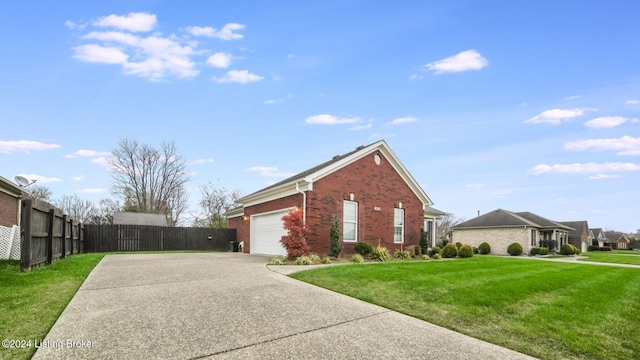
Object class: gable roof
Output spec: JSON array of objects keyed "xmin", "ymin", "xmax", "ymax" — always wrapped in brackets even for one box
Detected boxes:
[
  {"xmin": 605, "ymin": 231, "xmax": 630, "ymax": 243},
  {"xmin": 113, "ymin": 212, "xmax": 168, "ymax": 226},
  {"xmin": 590, "ymin": 228, "xmax": 607, "ymax": 239},
  {"xmin": 559, "ymin": 221, "xmax": 589, "ymax": 236},
  {"xmin": 237, "ymin": 140, "xmax": 433, "ymax": 207},
  {"xmin": 453, "ymin": 209, "xmax": 574, "ymax": 231}
]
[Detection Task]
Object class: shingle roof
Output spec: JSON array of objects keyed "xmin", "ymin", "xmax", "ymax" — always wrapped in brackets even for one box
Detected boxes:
[
  {"xmin": 241, "ymin": 143, "xmax": 372, "ymax": 199},
  {"xmin": 559, "ymin": 221, "xmax": 588, "ymax": 236},
  {"xmin": 112, "ymin": 212, "xmax": 168, "ymax": 226},
  {"xmin": 453, "ymin": 209, "xmax": 574, "ymax": 230}
]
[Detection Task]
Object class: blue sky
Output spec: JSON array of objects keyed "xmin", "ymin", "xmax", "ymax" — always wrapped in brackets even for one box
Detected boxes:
[{"xmin": 1, "ymin": 1, "xmax": 639, "ymax": 232}]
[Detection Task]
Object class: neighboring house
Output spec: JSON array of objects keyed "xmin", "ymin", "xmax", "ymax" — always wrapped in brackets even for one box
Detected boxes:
[
  {"xmin": 227, "ymin": 140, "xmax": 442, "ymax": 256},
  {"xmin": 112, "ymin": 212, "xmax": 168, "ymax": 226},
  {"xmin": 0, "ymin": 176, "xmax": 24, "ymax": 227},
  {"xmin": 590, "ymin": 228, "xmax": 608, "ymax": 247},
  {"xmin": 604, "ymin": 231, "xmax": 630, "ymax": 250},
  {"xmin": 559, "ymin": 220, "xmax": 590, "ymax": 253},
  {"xmin": 0, "ymin": 176, "xmax": 25, "ymax": 260},
  {"xmin": 452, "ymin": 209, "xmax": 574, "ymax": 255}
]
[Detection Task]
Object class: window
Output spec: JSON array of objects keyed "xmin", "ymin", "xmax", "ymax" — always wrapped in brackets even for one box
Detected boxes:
[
  {"xmin": 531, "ymin": 229, "xmax": 537, "ymax": 246},
  {"xmin": 343, "ymin": 201, "xmax": 358, "ymax": 242},
  {"xmin": 394, "ymin": 208, "xmax": 404, "ymax": 243},
  {"xmin": 424, "ymin": 220, "xmax": 433, "ymax": 247}
]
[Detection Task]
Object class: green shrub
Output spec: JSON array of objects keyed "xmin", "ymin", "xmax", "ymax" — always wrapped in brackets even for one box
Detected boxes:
[
  {"xmin": 320, "ymin": 256, "xmax": 331, "ymax": 264},
  {"xmin": 354, "ymin": 242, "xmax": 375, "ymax": 257},
  {"xmin": 328, "ymin": 217, "xmax": 343, "ymax": 258},
  {"xmin": 455, "ymin": 242, "xmax": 463, "ymax": 249},
  {"xmin": 478, "ymin": 242, "xmax": 491, "ymax": 254},
  {"xmin": 570, "ymin": 244, "xmax": 581, "ymax": 255},
  {"xmin": 294, "ymin": 256, "xmax": 313, "ymax": 265},
  {"xmin": 458, "ymin": 245, "xmax": 474, "ymax": 258},
  {"xmin": 372, "ymin": 246, "xmax": 389, "ymax": 262},
  {"xmin": 429, "ymin": 246, "xmax": 442, "ymax": 256},
  {"xmin": 560, "ymin": 244, "xmax": 576, "ymax": 255},
  {"xmin": 410, "ymin": 245, "xmax": 422, "ymax": 257},
  {"xmin": 421, "ymin": 254, "xmax": 430, "ymax": 260},
  {"xmin": 432, "ymin": 253, "xmax": 442, "ymax": 260},
  {"xmin": 393, "ymin": 249, "xmax": 412, "ymax": 260},
  {"xmin": 530, "ymin": 247, "xmax": 549, "ymax": 256},
  {"xmin": 507, "ymin": 243, "xmax": 523, "ymax": 256},
  {"xmin": 441, "ymin": 244, "xmax": 458, "ymax": 258},
  {"xmin": 350, "ymin": 254, "xmax": 364, "ymax": 263},
  {"xmin": 268, "ymin": 256, "xmax": 286, "ymax": 265},
  {"xmin": 419, "ymin": 228, "xmax": 430, "ymax": 255}
]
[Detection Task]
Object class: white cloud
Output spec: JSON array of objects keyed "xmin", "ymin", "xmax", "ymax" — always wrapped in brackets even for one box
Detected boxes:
[
  {"xmin": 584, "ymin": 116, "xmax": 638, "ymax": 129},
  {"xmin": 423, "ymin": 50, "xmax": 488, "ymax": 74},
  {"xmin": 72, "ymin": 44, "xmax": 128, "ymax": 64},
  {"xmin": 409, "ymin": 74, "xmax": 424, "ymax": 81},
  {"xmin": 83, "ymin": 31, "xmax": 140, "ymax": 46},
  {"xmin": 72, "ymin": 175, "xmax": 85, "ymax": 181},
  {"xmin": 185, "ymin": 23, "xmax": 245, "ymax": 40},
  {"xmin": 191, "ymin": 158, "xmax": 214, "ymax": 165},
  {"xmin": 564, "ymin": 95, "xmax": 580, "ymax": 100},
  {"xmin": 0, "ymin": 140, "xmax": 61, "ymax": 154},
  {"xmin": 64, "ymin": 20, "xmax": 86, "ymax": 30},
  {"xmin": 349, "ymin": 123, "xmax": 373, "ymax": 131},
  {"xmin": 93, "ymin": 12, "xmax": 157, "ymax": 32},
  {"xmin": 247, "ymin": 166, "xmax": 295, "ymax": 178},
  {"xmin": 214, "ymin": 70, "xmax": 264, "ymax": 84},
  {"xmin": 65, "ymin": 149, "xmax": 111, "ymax": 158},
  {"xmin": 529, "ymin": 162, "xmax": 640, "ymax": 175},
  {"xmin": 389, "ymin": 117, "xmax": 416, "ymax": 125},
  {"xmin": 305, "ymin": 114, "xmax": 359, "ymax": 125},
  {"xmin": 589, "ymin": 174, "xmax": 621, "ymax": 180},
  {"xmin": 206, "ymin": 52, "xmax": 232, "ymax": 68},
  {"xmin": 18, "ymin": 174, "xmax": 61, "ymax": 184},
  {"xmin": 565, "ymin": 136, "xmax": 640, "ymax": 155},
  {"xmin": 263, "ymin": 94, "xmax": 293, "ymax": 105},
  {"xmin": 90, "ymin": 157, "xmax": 111, "ymax": 166},
  {"xmin": 80, "ymin": 188, "xmax": 107, "ymax": 193},
  {"xmin": 524, "ymin": 108, "xmax": 593, "ymax": 125},
  {"xmin": 625, "ymin": 99, "xmax": 640, "ymax": 105}
]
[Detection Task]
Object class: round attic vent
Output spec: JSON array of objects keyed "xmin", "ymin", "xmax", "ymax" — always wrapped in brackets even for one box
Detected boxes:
[{"xmin": 374, "ymin": 154, "xmax": 381, "ymax": 165}]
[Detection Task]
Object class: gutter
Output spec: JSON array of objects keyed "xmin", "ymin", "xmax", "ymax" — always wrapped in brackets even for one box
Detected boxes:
[{"xmin": 295, "ymin": 182, "xmax": 307, "ymax": 225}]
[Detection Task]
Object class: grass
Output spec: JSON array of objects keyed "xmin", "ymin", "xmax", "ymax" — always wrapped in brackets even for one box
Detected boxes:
[
  {"xmin": 291, "ymin": 256, "xmax": 640, "ymax": 360},
  {"xmin": 580, "ymin": 250, "xmax": 640, "ymax": 265},
  {"xmin": 0, "ymin": 254, "xmax": 105, "ymax": 360}
]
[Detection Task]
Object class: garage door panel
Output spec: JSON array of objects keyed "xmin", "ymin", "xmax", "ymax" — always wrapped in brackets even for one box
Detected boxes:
[{"xmin": 251, "ymin": 210, "xmax": 289, "ymax": 256}]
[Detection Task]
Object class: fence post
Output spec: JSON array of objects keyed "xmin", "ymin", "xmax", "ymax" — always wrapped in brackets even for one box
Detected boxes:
[
  {"xmin": 20, "ymin": 199, "xmax": 33, "ymax": 272},
  {"xmin": 61, "ymin": 215, "xmax": 67, "ymax": 259},
  {"xmin": 69, "ymin": 219, "xmax": 75, "ymax": 255},
  {"xmin": 47, "ymin": 208, "xmax": 55, "ymax": 265}
]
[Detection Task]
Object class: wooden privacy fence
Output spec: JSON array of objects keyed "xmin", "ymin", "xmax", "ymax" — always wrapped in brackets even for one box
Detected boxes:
[
  {"xmin": 84, "ymin": 225, "xmax": 236, "ymax": 252},
  {"xmin": 21, "ymin": 199, "xmax": 84, "ymax": 272}
]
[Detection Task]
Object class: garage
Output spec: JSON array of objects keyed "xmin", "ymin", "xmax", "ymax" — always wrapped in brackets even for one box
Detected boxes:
[{"xmin": 250, "ymin": 209, "xmax": 290, "ymax": 256}]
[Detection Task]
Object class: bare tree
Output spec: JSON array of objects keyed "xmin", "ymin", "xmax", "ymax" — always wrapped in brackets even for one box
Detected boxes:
[
  {"xmin": 194, "ymin": 182, "xmax": 241, "ymax": 228},
  {"xmin": 437, "ymin": 212, "xmax": 465, "ymax": 242},
  {"xmin": 26, "ymin": 185, "xmax": 52, "ymax": 202},
  {"xmin": 88, "ymin": 198, "xmax": 121, "ymax": 225},
  {"xmin": 109, "ymin": 139, "xmax": 190, "ymax": 226},
  {"xmin": 54, "ymin": 194, "xmax": 99, "ymax": 224}
]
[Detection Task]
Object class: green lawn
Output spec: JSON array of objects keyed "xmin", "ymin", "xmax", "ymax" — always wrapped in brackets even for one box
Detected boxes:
[
  {"xmin": 580, "ymin": 250, "xmax": 640, "ymax": 265},
  {"xmin": 0, "ymin": 254, "xmax": 105, "ymax": 360},
  {"xmin": 291, "ymin": 256, "xmax": 640, "ymax": 360}
]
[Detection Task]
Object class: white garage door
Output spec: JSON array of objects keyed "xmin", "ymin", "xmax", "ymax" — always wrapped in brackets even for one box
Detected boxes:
[{"xmin": 250, "ymin": 209, "xmax": 290, "ymax": 256}]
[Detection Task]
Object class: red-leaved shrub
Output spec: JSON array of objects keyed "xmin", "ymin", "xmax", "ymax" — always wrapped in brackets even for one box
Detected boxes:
[{"xmin": 280, "ymin": 208, "xmax": 310, "ymax": 259}]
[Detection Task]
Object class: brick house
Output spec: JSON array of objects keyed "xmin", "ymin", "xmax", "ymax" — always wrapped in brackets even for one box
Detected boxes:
[
  {"xmin": 559, "ymin": 220, "xmax": 590, "ymax": 253},
  {"xmin": 0, "ymin": 176, "xmax": 24, "ymax": 227},
  {"xmin": 227, "ymin": 140, "xmax": 442, "ymax": 256},
  {"xmin": 452, "ymin": 209, "xmax": 574, "ymax": 255}
]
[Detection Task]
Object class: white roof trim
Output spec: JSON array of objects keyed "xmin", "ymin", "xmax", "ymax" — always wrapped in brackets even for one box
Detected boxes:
[{"xmin": 238, "ymin": 140, "xmax": 432, "ymax": 208}]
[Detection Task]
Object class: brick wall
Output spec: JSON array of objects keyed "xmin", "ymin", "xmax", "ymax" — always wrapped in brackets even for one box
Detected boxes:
[
  {"xmin": 0, "ymin": 192, "xmax": 19, "ymax": 227},
  {"xmin": 452, "ymin": 227, "xmax": 533, "ymax": 255},
  {"xmin": 228, "ymin": 150, "xmax": 425, "ymax": 256},
  {"xmin": 307, "ymin": 150, "xmax": 423, "ymax": 254}
]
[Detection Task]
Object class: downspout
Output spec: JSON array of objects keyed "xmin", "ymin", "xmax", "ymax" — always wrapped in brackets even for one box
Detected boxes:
[{"xmin": 295, "ymin": 182, "xmax": 307, "ymax": 226}]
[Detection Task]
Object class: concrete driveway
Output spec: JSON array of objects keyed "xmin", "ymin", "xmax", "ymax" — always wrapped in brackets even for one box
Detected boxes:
[{"xmin": 33, "ymin": 253, "xmax": 535, "ymax": 359}]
